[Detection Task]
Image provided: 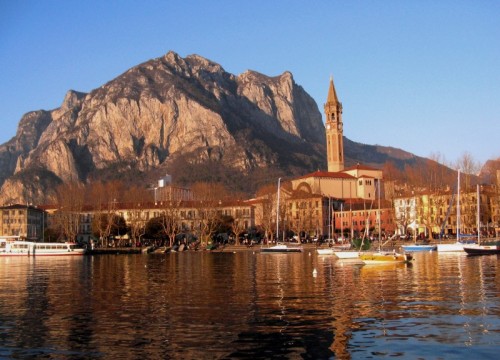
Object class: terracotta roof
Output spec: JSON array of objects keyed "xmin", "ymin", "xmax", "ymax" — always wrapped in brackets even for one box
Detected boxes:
[{"xmin": 295, "ymin": 170, "xmax": 355, "ymax": 180}]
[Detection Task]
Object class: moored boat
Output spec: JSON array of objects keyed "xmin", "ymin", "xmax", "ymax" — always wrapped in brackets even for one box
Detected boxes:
[
  {"xmin": 463, "ymin": 241, "xmax": 500, "ymax": 256},
  {"xmin": 437, "ymin": 239, "xmax": 475, "ymax": 252},
  {"xmin": 333, "ymin": 250, "xmax": 363, "ymax": 259},
  {"xmin": 437, "ymin": 170, "xmax": 476, "ymax": 253},
  {"xmin": 462, "ymin": 186, "xmax": 497, "ymax": 255},
  {"xmin": 359, "ymin": 251, "xmax": 413, "ymax": 264},
  {"xmin": 261, "ymin": 243, "xmax": 302, "ymax": 253},
  {"xmin": 0, "ymin": 239, "xmax": 86, "ymax": 256},
  {"xmin": 316, "ymin": 243, "xmax": 351, "ymax": 255},
  {"xmin": 401, "ymin": 244, "xmax": 437, "ymax": 252},
  {"xmin": 437, "ymin": 242, "xmax": 466, "ymax": 252}
]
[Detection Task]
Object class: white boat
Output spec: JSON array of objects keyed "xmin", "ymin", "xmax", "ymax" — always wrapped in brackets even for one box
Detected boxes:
[
  {"xmin": 437, "ymin": 242, "xmax": 466, "ymax": 252},
  {"xmin": 261, "ymin": 243, "xmax": 302, "ymax": 253},
  {"xmin": 437, "ymin": 169, "xmax": 475, "ymax": 252},
  {"xmin": 317, "ymin": 248, "xmax": 335, "ymax": 255},
  {"xmin": 316, "ymin": 243, "xmax": 351, "ymax": 255},
  {"xmin": 0, "ymin": 239, "xmax": 86, "ymax": 256},
  {"xmin": 333, "ymin": 250, "xmax": 362, "ymax": 259}
]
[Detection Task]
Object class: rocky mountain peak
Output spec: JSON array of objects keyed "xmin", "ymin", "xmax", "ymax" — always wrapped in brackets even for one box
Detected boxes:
[
  {"xmin": 61, "ymin": 90, "xmax": 86, "ymax": 111},
  {"xmin": 0, "ymin": 51, "xmax": 327, "ymax": 204}
]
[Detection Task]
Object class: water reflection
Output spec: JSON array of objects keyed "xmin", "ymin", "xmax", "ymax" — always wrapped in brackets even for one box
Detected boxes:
[{"xmin": 0, "ymin": 252, "xmax": 499, "ymax": 358}]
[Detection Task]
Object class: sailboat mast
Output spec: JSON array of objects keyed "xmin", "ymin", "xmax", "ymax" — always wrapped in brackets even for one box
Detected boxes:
[
  {"xmin": 328, "ymin": 197, "xmax": 331, "ymax": 240},
  {"xmin": 477, "ymin": 184, "xmax": 480, "ymax": 244},
  {"xmin": 340, "ymin": 203, "xmax": 343, "ymax": 240},
  {"xmin": 378, "ymin": 179, "xmax": 381, "ymax": 244},
  {"xmin": 457, "ymin": 169, "xmax": 460, "ymax": 242},
  {"xmin": 276, "ymin": 177, "xmax": 281, "ymax": 242}
]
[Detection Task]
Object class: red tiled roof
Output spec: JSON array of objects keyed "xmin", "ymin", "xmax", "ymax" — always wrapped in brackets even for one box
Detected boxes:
[{"xmin": 295, "ymin": 170, "xmax": 355, "ymax": 180}]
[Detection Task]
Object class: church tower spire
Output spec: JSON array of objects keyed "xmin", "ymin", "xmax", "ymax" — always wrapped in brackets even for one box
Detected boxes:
[{"xmin": 324, "ymin": 76, "xmax": 344, "ymax": 172}]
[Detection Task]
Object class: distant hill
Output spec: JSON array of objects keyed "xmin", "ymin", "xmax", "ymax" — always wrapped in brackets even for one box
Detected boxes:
[{"xmin": 0, "ymin": 51, "xmax": 461, "ymax": 204}]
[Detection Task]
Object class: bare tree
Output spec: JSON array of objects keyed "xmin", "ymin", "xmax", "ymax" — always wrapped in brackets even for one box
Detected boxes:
[
  {"xmin": 159, "ymin": 200, "xmax": 183, "ymax": 247},
  {"xmin": 88, "ymin": 180, "xmax": 124, "ymax": 247},
  {"xmin": 456, "ymin": 152, "xmax": 482, "ymax": 191},
  {"xmin": 191, "ymin": 182, "xmax": 227, "ymax": 245},
  {"xmin": 52, "ymin": 182, "xmax": 85, "ymax": 242},
  {"xmin": 122, "ymin": 185, "xmax": 151, "ymax": 246},
  {"xmin": 255, "ymin": 184, "xmax": 278, "ymax": 243}
]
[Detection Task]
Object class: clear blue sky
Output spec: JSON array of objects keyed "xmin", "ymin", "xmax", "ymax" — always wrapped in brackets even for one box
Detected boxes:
[{"xmin": 1, "ymin": 1, "xmax": 499, "ymax": 166}]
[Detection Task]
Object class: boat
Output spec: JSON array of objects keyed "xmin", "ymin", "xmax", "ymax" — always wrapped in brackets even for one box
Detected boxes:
[
  {"xmin": 463, "ymin": 184, "xmax": 500, "ymax": 255},
  {"xmin": 316, "ymin": 243, "xmax": 351, "ymax": 255},
  {"xmin": 437, "ymin": 241, "xmax": 466, "ymax": 252},
  {"xmin": 333, "ymin": 250, "xmax": 362, "ymax": 259},
  {"xmin": 359, "ymin": 181, "xmax": 413, "ymax": 264},
  {"xmin": 263, "ymin": 178, "xmax": 302, "ymax": 254},
  {"xmin": 463, "ymin": 185, "xmax": 500, "ymax": 255},
  {"xmin": 401, "ymin": 244, "xmax": 437, "ymax": 252},
  {"xmin": 261, "ymin": 243, "xmax": 302, "ymax": 253},
  {"xmin": 359, "ymin": 250, "xmax": 413, "ymax": 264},
  {"xmin": 463, "ymin": 241, "xmax": 500, "ymax": 255},
  {"xmin": 0, "ymin": 238, "xmax": 86, "ymax": 256},
  {"xmin": 437, "ymin": 169, "xmax": 475, "ymax": 252}
]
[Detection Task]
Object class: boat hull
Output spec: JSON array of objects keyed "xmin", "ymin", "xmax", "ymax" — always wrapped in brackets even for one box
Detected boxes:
[
  {"xmin": 261, "ymin": 244, "xmax": 302, "ymax": 253},
  {"xmin": 333, "ymin": 251, "xmax": 361, "ymax": 259},
  {"xmin": 437, "ymin": 242, "xmax": 466, "ymax": 252},
  {"xmin": 463, "ymin": 243, "xmax": 500, "ymax": 255},
  {"xmin": 0, "ymin": 240, "xmax": 86, "ymax": 256},
  {"xmin": 401, "ymin": 245, "xmax": 437, "ymax": 252},
  {"xmin": 261, "ymin": 248, "xmax": 302, "ymax": 253},
  {"xmin": 359, "ymin": 252, "xmax": 413, "ymax": 264},
  {"xmin": 317, "ymin": 245, "xmax": 351, "ymax": 255},
  {"xmin": 317, "ymin": 248, "xmax": 334, "ymax": 255}
]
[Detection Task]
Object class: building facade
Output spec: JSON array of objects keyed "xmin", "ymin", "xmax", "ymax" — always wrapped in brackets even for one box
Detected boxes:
[{"xmin": 0, "ymin": 204, "xmax": 46, "ymax": 241}]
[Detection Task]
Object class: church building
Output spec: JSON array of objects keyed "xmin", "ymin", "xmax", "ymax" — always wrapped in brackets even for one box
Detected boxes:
[{"xmin": 290, "ymin": 77, "xmax": 383, "ymax": 202}]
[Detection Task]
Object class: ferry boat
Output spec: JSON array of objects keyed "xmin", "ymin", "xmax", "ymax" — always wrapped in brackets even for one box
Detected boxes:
[{"xmin": 0, "ymin": 238, "xmax": 86, "ymax": 256}]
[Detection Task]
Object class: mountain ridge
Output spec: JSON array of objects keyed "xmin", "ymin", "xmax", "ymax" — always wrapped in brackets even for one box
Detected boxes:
[{"xmin": 0, "ymin": 51, "xmax": 460, "ymax": 204}]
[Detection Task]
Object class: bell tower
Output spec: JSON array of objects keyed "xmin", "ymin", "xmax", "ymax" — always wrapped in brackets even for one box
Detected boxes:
[{"xmin": 324, "ymin": 76, "xmax": 344, "ymax": 172}]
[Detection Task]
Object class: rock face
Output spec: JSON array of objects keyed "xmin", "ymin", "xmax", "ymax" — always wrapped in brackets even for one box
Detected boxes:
[
  {"xmin": 0, "ymin": 52, "xmax": 326, "ymax": 203},
  {"xmin": 0, "ymin": 51, "xmax": 449, "ymax": 204}
]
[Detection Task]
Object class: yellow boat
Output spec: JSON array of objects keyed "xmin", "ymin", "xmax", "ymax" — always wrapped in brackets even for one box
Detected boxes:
[{"xmin": 359, "ymin": 251, "xmax": 413, "ymax": 264}]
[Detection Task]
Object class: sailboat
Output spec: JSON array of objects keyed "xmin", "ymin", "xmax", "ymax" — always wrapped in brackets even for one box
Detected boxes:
[
  {"xmin": 358, "ymin": 180, "xmax": 413, "ymax": 264},
  {"xmin": 463, "ymin": 185, "xmax": 500, "ymax": 255},
  {"xmin": 261, "ymin": 178, "xmax": 303, "ymax": 253},
  {"xmin": 317, "ymin": 200, "xmax": 351, "ymax": 255},
  {"xmin": 401, "ymin": 191, "xmax": 437, "ymax": 252},
  {"xmin": 437, "ymin": 169, "xmax": 473, "ymax": 252}
]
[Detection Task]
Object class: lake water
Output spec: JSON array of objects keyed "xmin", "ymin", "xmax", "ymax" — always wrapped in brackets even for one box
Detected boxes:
[{"xmin": 0, "ymin": 250, "xmax": 499, "ymax": 359}]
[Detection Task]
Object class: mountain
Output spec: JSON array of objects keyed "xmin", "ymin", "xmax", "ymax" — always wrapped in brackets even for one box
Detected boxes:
[{"xmin": 0, "ymin": 51, "xmax": 448, "ymax": 204}]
